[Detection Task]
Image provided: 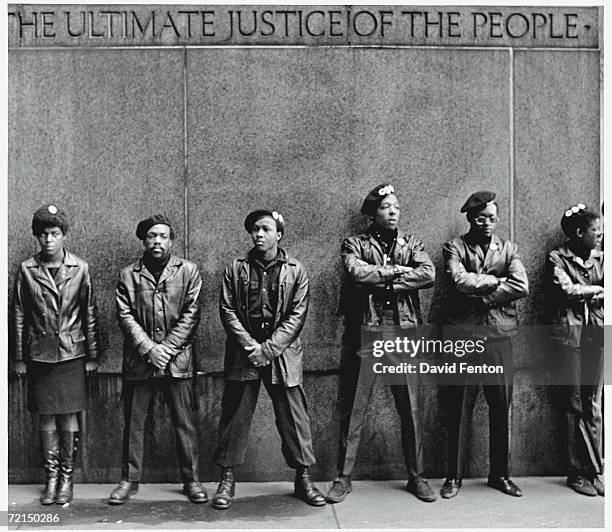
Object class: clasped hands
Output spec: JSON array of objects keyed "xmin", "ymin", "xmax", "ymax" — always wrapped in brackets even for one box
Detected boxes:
[
  {"xmin": 148, "ymin": 343, "xmax": 176, "ymax": 370},
  {"xmin": 245, "ymin": 343, "xmax": 270, "ymax": 368}
]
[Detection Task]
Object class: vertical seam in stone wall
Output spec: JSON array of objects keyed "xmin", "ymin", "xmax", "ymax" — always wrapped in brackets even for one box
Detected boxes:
[
  {"xmin": 183, "ymin": 46, "xmax": 189, "ymax": 259},
  {"xmin": 509, "ymin": 47, "xmax": 515, "ymax": 243},
  {"xmin": 599, "ymin": 7, "xmax": 604, "ymax": 208}
]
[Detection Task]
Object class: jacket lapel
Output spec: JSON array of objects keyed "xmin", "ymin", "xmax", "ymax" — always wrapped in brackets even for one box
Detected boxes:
[
  {"xmin": 368, "ymin": 234, "xmax": 386, "ymax": 264},
  {"xmin": 463, "ymin": 235, "xmax": 485, "ymax": 271},
  {"xmin": 237, "ymin": 258, "xmax": 250, "ymax": 314},
  {"xmin": 158, "ymin": 255, "xmax": 181, "ymax": 285},
  {"xmin": 54, "ymin": 251, "xmax": 79, "ymax": 293},
  {"xmin": 29, "ymin": 255, "xmax": 59, "ymax": 295},
  {"xmin": 132, "ymin": 260, "xmax": 153, "ymax": 288},
  {"xmin": 483, "ymin": 235, "xmax": 502, "ymax": 271}
]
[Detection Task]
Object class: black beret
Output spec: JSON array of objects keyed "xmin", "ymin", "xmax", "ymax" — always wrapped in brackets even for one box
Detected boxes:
[
  {"xmin": 361, "ymin": 184, "xmax": 396, "ymax": 216},
  {"xmin": 460, "ymin": 191, "xmax": 496, "ymax": 213},
  {"xmin": 244, "ymin": 209, "xmax": 285, "ymax": 234},
  {"xmin": 32, "ymin": 204, "xmax": 69, "ymax": 235},
  {"xmin": 136, "ymin": 214, "xmax": 174, "ymax": 240}
]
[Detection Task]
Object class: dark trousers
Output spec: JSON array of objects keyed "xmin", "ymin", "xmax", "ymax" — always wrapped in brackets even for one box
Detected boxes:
[
  {"xmin": 121, "ymin": 377, "xmax": 199, "ymax": 483},
  {"xmin": 444, "ymin": 337, "xmax": 513, "ymax": 480},
  {"xmin": 213, "ymin": 365, "xmax": 316, "ymax": 469},
  {"xmin": 336, "ymin": 344, "xmax": 423, "ymax": 479},
  {"xmin": 559, "ymin": 331, "xmax": 603, "ymax": 480}
]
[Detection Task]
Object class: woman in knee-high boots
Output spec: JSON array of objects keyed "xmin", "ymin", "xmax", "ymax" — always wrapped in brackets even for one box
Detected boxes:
[{"xmin": 12, "ymin": 205, "xmax": 99, "ymax": 505}]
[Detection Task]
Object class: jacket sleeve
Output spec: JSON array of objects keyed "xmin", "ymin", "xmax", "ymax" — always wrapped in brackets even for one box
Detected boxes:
[
  {"xmin": 482, "ymin": 243, "xmax": 529, "ymax": 305},
  {"xmin": 161, "ymin": 264, "xmax": 202, "ymax": 352},
  {"xmin": 260, "ymin": 264, "xmax": 309, "ymax": 361},
  {"xmin": 79, "ymin": 263, "xmax": 99, "ymax": 360},
  {"xmin": 341, "ymin": 236, "xmax": 395, "ymax": 285},
  {"xmin": 12, "ymin": 266, "xmax": 25, "ymax": 362},
  {"xmin": 547, "ymin": 250, "xmax": 601, "ymax": 301},
  {"xmin": 116, "ymin": 272, "xmax": 157, "ymax": 358},
  {"xmin": 393, "ymin": 236, "xmax": 435, "ymax": 291},
  {"xmin": 219, "ymin": 262, "xmax": 256, "ymax": 349},
  {"xmin": 443, "ymin": 240, "xmax": 499, "ymax": 295}
]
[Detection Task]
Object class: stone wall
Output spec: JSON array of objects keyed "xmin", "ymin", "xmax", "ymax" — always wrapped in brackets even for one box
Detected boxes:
[{"xmin": 8, "ymin": 4, "xmax": 601, "ymax": 482}]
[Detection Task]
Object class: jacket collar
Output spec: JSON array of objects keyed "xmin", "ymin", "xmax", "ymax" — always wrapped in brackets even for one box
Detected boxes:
[
  {"xmin": 557, "ymin": 242, "xmax": 603, "ymax": 268},
  {"xmin": 238, "ymin": 247, "xmax": 295, "ymax": 266},
  {"xmin": 246, "ymin": 247, "xmax": 288, "ymax": 265},
  {"xmin": 133, "ymin": 254, "xmax": 184, "ymax": 285},
  {"xmin": 462, "ymin": 233, "xmax": 503, "ymax": 264},
  {"xmin": 25, "ymin": 250, "xmax": 79, "ymax": 294},
  {"xmin": 360, "ymin": 226, "xmax": 409, "ymax": 246}
]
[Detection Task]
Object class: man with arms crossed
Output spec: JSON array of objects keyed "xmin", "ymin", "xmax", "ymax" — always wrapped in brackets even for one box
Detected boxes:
[
  {"xmin": 327, "ymin": 183, "xmax": 437, "ymax": 503},
  {"xmin": 440, "ymin": 191, "xmax": 528, "ymax": 499}
]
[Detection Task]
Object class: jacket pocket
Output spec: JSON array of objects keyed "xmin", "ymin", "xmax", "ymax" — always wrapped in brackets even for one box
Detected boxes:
[
  {"xmin": 490, "ymin": 305, "xmax": 518, "ymax": 334},
  {"xmin": 279, "ymin": 343, "xmax": 303, "ymax": 385},
  {"xmin": 70, "ymin": 331, "xmax": 86, "ymax": 343},
  {"xmin": 169, "ymin": 345, "xmax": 193, "ymax": 375}
]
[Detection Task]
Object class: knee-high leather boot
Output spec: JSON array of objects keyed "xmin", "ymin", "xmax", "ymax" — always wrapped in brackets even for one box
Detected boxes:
[
  {"xmin": 40, "ymin": 431, "xmax": 60, "ymax": 505},
  {"xmin": 56, "ymin": 432, "xmax": 79, "ymax": 504}
]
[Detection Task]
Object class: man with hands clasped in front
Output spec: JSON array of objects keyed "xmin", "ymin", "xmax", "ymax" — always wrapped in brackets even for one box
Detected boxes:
[{"xmin": 211, "ymin": 209, "xmax": 325, "ymax": 510}]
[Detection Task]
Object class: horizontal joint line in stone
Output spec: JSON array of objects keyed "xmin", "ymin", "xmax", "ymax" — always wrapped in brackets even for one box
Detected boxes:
[{"xmin": 9, "ymin": 45, "xmax": 601, "ymax": 53}]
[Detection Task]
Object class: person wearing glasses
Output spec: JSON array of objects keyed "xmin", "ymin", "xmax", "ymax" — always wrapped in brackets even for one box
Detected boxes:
[
  {"xmin": 548, "ymin": 204, "xmax": 604, "ymax": 497},
  {"xmin": 327, "ymin": 184, "xmax": 437, "ymax": 503},
  {"xmin": 440, "ymin": 191, "xmax": 528, "ymax": 499}
]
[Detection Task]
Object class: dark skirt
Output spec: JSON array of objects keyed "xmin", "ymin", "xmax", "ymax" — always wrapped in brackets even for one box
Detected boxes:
[{"xmin": 27, "ymin": 357, "xmax": 87, "ymax": 414}]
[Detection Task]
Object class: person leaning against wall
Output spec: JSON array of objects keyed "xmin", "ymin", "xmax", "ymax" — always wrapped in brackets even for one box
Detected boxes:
[
  {"xmin": 11, "ymin": 205, "xmax": 99, "ymax": 505},
  {"xmin": 440, "ymin": 191, "xmax": 528, "ymax": 499},
  {"xmin": 327, "ymin": 183, "xmax": 437, "ymax": 503},
  {"xmin": 108, "ymin": 215, "xmax": 207, "ymax": 505},
  {"xmin": 547, "ymin": 204, "xmax": 604, "ymax": 497},
  {"xmin": 211, "ymin": 209, "xmax": 326, "ymax": 509}
]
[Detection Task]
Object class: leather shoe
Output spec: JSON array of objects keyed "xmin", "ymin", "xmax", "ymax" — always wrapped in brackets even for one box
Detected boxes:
[
  {"xmin": 294, "ymin": 467, "xmax": 326, "ymax": 506},
  {"xmin": 591, "ymin": 475, "xmax": 605, "ymax": 497},
  {"xmin": 183, "ymin": 481, "xmax": 208, "ymax": 503},
  {"xmin": 440, "ymin": 478, "xmax": 462, "ymax": 499},
  {"xmin": 487, "ymin": 476, "xmax": 522, "ymax": 497},
  {"xmin": 108, "ymin": 480, "xmax": 138, "ymax": 505},
  {"xmin": 567, "ymin": 476, "xmax": 597, "ymax": 497},
  {"xmin": 325, "ymin": 476, "xmax": 352, "ymax": 503},
  {"xmin": 406, "ymin": 477, "xmax": 437, "ymax": 502},
  {"xmin": 212, "ymin": 468, "xmax": 235, "ymax": 510}
]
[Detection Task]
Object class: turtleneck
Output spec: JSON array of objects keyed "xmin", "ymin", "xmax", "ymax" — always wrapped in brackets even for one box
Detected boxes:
[
  {"xmin": 143, "ymin": 253, "xmax": 170, "ymax": 283},
  {"xmin": 568, "ymin": 241, "xmax": 592, "ymax": 262},
  {"xmin": 372, "ymin": 224, "xmax": 398, "ymax": 245}
]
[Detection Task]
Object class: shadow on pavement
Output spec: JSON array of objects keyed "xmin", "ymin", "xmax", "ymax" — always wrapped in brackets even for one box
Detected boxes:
[{"xmin": 11, "ymin": 493, "xmax": 327, "ymax": 527}]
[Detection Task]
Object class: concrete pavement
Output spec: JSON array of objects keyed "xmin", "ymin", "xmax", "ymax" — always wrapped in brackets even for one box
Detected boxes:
[{"xmin": 7, "ymin": 478, "xmax": 605, "ymax": 529}]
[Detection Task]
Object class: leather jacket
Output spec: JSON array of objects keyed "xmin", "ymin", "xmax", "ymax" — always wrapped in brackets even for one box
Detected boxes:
[
  {"xmin": 547, "ymin": 243, "xmax": 603, "ymax": 346},
  {"xmin": 443, "ymin": 233, "xmax": 529, "ymax": 338},
  {"xmin": 12, "ymin": 251, "xmax": 98, "ymax": 364},
  {"xmin": 220, "ymin": 248, "xmax": 308, "ymax": 386},
  {"xmin": 340, "ymin": 227, "xmax": 435, "ymax": 330},
  {"xmin": 116, "ymin": 255, "xmax": 202, "ymax": 380}
]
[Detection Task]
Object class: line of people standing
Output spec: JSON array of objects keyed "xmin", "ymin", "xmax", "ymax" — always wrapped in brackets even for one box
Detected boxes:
[{"xmin": 11, "ymin": 184, "xmax": 604, "ymax": 508}]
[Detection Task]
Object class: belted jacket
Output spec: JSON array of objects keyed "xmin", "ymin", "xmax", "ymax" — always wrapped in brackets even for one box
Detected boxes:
[
  {"xmin": 443, "ymin": 233, "xmax": 529, "ymax": 338},
  {"xmin": 220, "ymin": 248, "xmax": 308, "ymax": 386},
  {"xmin": 547, "ymin": 243, "xmax": 603, "ymax": 347},
  {"xmin": 340, "ymin": 227, "xmax": 435, "ymax": 330},
  {"xmin": 13, "ymin": 251, "xmax": 98, "ymax": 364},
  {"xmin": 116, "ymin": 255, "xmax": 202, "ymax": 380}
]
